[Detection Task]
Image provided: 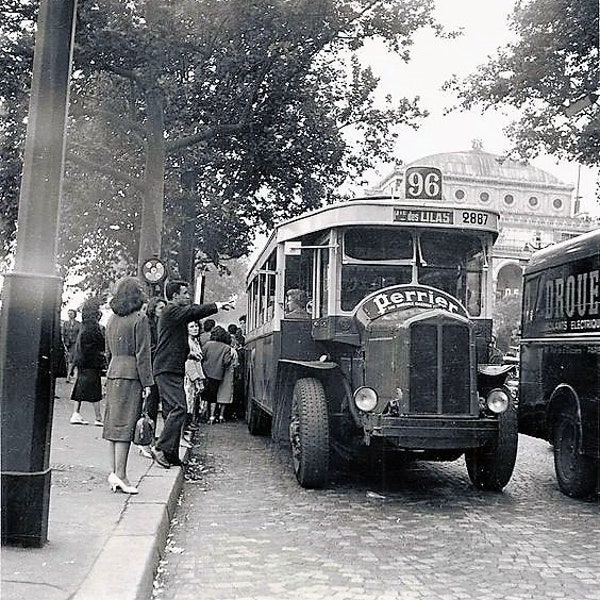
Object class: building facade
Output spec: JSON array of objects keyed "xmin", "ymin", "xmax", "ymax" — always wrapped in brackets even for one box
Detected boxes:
[{"xmin": 369, "ymin": 144, "xmax": 599, "ymax": 299}]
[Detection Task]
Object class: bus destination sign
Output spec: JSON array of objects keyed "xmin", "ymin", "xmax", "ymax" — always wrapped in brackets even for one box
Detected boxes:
[{"xmin": 394, "ymin": 208, "xmax": 453, "ymax": 224}]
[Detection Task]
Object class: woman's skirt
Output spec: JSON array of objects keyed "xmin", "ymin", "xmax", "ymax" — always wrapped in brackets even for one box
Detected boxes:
[
  {"xmin": 102, "ymin": 378, "xmax": 143, "ymax": 442},
  {"xmin": 71, "ymin": 368, "xmax": 102, "ymax": 402},
  {"xmin": 217, "ymin": 365, "xmax": 235, "ymax": 405},
  {"xmin": 202, "ymin": 377, "xmax": 220, "ymax": 405}
]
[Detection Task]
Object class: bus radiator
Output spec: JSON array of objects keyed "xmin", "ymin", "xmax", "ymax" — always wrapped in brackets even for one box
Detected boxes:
[{"xmin": 409, "ymin": 322, "xmax": 471, "ymax": 415}]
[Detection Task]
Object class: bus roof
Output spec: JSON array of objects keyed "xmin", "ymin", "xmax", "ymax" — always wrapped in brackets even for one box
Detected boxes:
[
  {"xmin": 249, "ymin": 196, "xmax": 500, "ymax": 275},
  {"xmin": 524, "ymin": 228, "xmax": 600, "ymax": 274}
]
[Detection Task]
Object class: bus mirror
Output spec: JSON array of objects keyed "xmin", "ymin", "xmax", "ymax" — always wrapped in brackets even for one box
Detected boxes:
[{"xmin": 284, "ymin": 241, "xmax": 302, "ymax": 256}]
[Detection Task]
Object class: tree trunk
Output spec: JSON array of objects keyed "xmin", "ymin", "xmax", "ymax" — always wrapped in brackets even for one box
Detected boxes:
[
  {"xmin": 179, "ymin": 169, "xmax": 197, "ymax": 287},
  {"xmin": 138, "ymin": 86, "xmax": 165, "ymax": 275}
]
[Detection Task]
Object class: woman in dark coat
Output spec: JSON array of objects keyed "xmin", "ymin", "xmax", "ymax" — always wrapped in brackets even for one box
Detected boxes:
[
  {"xmin": 103, "ymin": 277, "xmax": 154, "ymax": 495},
  {"xmin": 201, "ymin": 325, "xmax": 233, "ymax": 424},
  {"xmin": 70, "ymin": 298, "xmax": 105, "ymax": 426}
]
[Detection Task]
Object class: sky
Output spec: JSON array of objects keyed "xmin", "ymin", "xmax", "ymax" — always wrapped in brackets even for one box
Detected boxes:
[{"xmin": 355, "ymin": 0, "xmax": 599, "ymax": 216}]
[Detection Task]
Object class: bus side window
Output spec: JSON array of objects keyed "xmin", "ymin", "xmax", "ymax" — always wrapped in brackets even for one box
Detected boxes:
[
  {"xmin": 247, "ymin": 252, "xmax": 277, "ymax": 329},
  {"xmin": 284, "ymin": 252, "xmax": 314, "ymax": 304},
  {"xmin": 465, "ymin": 252, "xmax": 483, "ymax": 316},
  {"xmin": 318, "ymin": 248, "xmax": 329, "ymax": 317},
  {"xmin": 248, "ymin": 278, "xmax": 259, "ymax": 331},
  {"xmin": 261, "ymin": 255, "xmax": 276, "ymax": 325}
]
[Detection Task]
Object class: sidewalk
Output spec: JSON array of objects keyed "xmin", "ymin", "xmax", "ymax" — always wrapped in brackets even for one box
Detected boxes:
[{"xmin": 1, "ymin": 378, "xmax": 184, "ymax": 600}]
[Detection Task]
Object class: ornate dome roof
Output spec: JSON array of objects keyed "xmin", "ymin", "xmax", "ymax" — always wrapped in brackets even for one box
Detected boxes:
[{"xmin": 407, "ymin": 149, "xmax": 568, "ymax": 187}]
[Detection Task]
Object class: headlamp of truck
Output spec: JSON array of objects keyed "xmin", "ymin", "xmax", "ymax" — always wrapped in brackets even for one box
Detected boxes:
[
  {"xmin": 354, "ymin": 387, "xmax": 378, "ymax": 412},
  {"xmin": 486, "ymin": 388, "xmax": 510, "ymax": 414}
]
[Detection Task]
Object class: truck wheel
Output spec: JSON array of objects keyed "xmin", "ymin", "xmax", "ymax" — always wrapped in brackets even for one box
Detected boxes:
[
  {"xmin": 289, "ymin": 377, "xmax": 330, "ymax": 488},
  {"xmin": 553, "ymin": 411, "xmax": 598, "ymax": 499},
  {"xmin": 465, "ymin": 402, "xmax": 518, "ymax": 491},
  {"xmin": 247, "ymin": 399, "xmax": 270, "ymax": 436}
]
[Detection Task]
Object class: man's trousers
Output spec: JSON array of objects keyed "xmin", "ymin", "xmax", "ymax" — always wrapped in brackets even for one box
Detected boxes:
[{"xmin": 155, "ymin": 372, "xmax": 185, "ymax": 461}]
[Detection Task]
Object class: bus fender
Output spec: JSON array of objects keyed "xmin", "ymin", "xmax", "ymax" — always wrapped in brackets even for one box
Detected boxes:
[
  {"xmin": 278, "ymin": 359, "xmax": 338, "ymax": 370},
  {"xmin": 272, "ymin": 361, "xmax": 340, "ymax": 444},
  {"xmin": 477, "ymin": 364, "xmax": 515, "ymax": 378},
  {"xmin": 547, "ymin": 384, "xmax": 583, "ymax": 449}
]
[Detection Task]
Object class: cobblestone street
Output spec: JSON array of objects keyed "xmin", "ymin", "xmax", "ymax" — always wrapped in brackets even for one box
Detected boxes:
[{"xmin": 154, "ymin": 423, "xmax": 599, "ymax": 600}]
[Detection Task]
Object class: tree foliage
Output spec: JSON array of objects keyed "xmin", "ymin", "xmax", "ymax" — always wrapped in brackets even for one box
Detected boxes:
[
  {"xmin": 447, "ymin": 0, "xmax": 599, "ymax": 168},
  {"xmin": 0, "ymin": 0, "xmax": 37, "ymax": 258},
  {"xmin": 201, "ymin": 257, "xmax": 250, "ymax": 324},
  {"xmin": 2, "ymin": 0, "xmax": 445, "ymax": 292}
]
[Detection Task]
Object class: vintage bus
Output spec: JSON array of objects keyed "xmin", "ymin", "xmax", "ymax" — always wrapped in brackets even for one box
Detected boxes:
[
  {"xmin": 244, "ymin": 167, "xmax": 517, "ymax": 490},
  {"xmin": 519, "ymin": 229, "xmax": 599, "ymax": 499}
]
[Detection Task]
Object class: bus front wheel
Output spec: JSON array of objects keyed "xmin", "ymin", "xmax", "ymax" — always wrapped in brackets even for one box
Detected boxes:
[
  {"xmin": 289, "ymin": 378, "xmax": 330, "ymax": 488},
  {"xmin": 553, "ymin": 411, "xmax": 598, "ymax": 499},
  {"xmin": 465, "ymin": 402, "xmax": 518, "ymax": 491}
]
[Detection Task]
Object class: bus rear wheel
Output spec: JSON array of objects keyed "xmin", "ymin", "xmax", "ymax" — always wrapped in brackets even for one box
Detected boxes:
[
  {"xmin": 289, "ymin": 377, "xmax": 330, "ymax": 488},
  {"xmin": 465, "ymin": 402, "xmax": 518, "ymax": 491},
  {"xmin": 553, "ymin": 411, "xmax": 598, "ymax": 499}
]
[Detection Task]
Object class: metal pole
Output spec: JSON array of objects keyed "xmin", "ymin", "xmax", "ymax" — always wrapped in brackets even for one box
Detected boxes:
[{"xmin": 0, "ymin": 0, "xmax": 78, "ymax": 547}]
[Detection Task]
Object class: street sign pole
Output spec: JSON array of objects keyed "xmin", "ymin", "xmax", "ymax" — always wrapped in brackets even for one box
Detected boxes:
[{"xmin": 0, "ymin": 0, "xmax": 78, "ymax": 547}]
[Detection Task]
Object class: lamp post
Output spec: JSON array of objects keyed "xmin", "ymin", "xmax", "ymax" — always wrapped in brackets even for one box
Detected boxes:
[{"xmin": 0, "ymin": 0, "xmax": 78, "ymax": 547}]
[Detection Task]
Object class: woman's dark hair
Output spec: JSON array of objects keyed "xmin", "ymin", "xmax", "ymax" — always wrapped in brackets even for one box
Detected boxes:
[
  {"xmin": 227, "ymin": 323, "xmax": 238, "ymax": 335},
  {"xmin": 147, "ymin": 296, "xmax": 166, "ymax": 318},
  {"xmin": 110, "ymin": 277, "xmax": 146, "ymax": 316},
  {"xmin": 203, "ymin": 318, "xmax": 216, "ymax": 332},
  {"xmin": 81, "ymin": 298, "xmax": 101, "ymax": 322},
  {"xmin": 210, "ymin": 325, "xmax": 231, "ymax": 344}
]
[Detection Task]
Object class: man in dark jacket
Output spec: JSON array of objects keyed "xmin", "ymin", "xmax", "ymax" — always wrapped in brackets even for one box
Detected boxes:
[{"xmin": 151, "ymin": 280, "xmax": 233, "ymax": 468}]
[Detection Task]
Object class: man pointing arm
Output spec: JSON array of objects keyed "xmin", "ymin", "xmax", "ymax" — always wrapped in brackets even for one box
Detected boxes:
[{"xmin": 151, "ymin": 280, "xmax": 234, "ymax": 468}]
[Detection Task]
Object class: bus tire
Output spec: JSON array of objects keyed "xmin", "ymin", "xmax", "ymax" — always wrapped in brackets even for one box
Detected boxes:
[
  {"xmin": 289, "ymin": 377, "xmax": 330, "ymax": 488},
  {"xmin": 553, "ymin": 410, "xmax": 598, "ymax": 499},
  {"xmin": 247, "ymin": 399, "xmax": 270, "ymax": 436},
  {"xmin": 465, "ymin": 402, "xmax": 518, "ymax": 492}
]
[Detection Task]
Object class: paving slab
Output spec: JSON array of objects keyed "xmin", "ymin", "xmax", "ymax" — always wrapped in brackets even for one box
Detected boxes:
[{"xmin": 1, "ymin": 378, "xmax": 183, "ymax": 600}]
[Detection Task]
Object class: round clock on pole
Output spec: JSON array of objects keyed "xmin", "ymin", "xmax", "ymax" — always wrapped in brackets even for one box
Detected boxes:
[{"xmin": 141, "ymin": 257, "xmax": 167, "ymax": 285}]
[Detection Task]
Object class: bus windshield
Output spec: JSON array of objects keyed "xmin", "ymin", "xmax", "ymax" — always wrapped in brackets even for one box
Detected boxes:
[
  {"xmin": 344, "ymin": 228, "xmax": 413, "ymax": 261},
  {"xmin": 340, "ymin": 228, "xmax": 487, "ymax": 315},
  {"xmin": 341, "ymin": 265, "xmax": 412, "ymax": 311},
  {"xmin": 418, "ymin": 231, "xmax": 485, "ymax": 316}
]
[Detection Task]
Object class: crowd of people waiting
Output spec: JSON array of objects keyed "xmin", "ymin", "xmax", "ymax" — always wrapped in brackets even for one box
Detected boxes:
[{"xmin": 61, "ymin": 276, "xmax": 244, "ymax": 495}]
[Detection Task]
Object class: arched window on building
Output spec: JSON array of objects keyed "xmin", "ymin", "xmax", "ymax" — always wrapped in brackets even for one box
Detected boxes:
[{"xmin": 496, "ymin": 263, "xmax": 523, "ymax": 299}]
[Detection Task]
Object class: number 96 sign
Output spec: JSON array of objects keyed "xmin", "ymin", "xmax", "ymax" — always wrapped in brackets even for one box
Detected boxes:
[{"xmin": 405, "ymin": 166, "xmax": 442, "ymax": 200}]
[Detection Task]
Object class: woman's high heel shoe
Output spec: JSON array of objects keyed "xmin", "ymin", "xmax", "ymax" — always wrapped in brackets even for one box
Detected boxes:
[{"xmin": 108, "ymin": 472, "xmax": 138, "ymax": 495}]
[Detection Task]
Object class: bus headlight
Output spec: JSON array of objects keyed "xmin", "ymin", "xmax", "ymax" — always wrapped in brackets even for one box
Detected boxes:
[
  {"xmin": 354, "ymin": 387, "xmax": 378, "ymax": 412},
  {"xmin": 486, "ymin": 388, "xmax": 510, "ymax": 414}
]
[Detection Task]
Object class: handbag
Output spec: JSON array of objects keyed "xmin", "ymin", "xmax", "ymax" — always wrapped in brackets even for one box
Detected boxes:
[{"xmin": 133, "ymin": 396, "xmax": 155, "ymax": 446}]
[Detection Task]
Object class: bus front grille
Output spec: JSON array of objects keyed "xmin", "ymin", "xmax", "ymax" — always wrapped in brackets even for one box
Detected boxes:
[{"xmin": 409, "ymin": 322, "xmax": 471, "ymax": 415}]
